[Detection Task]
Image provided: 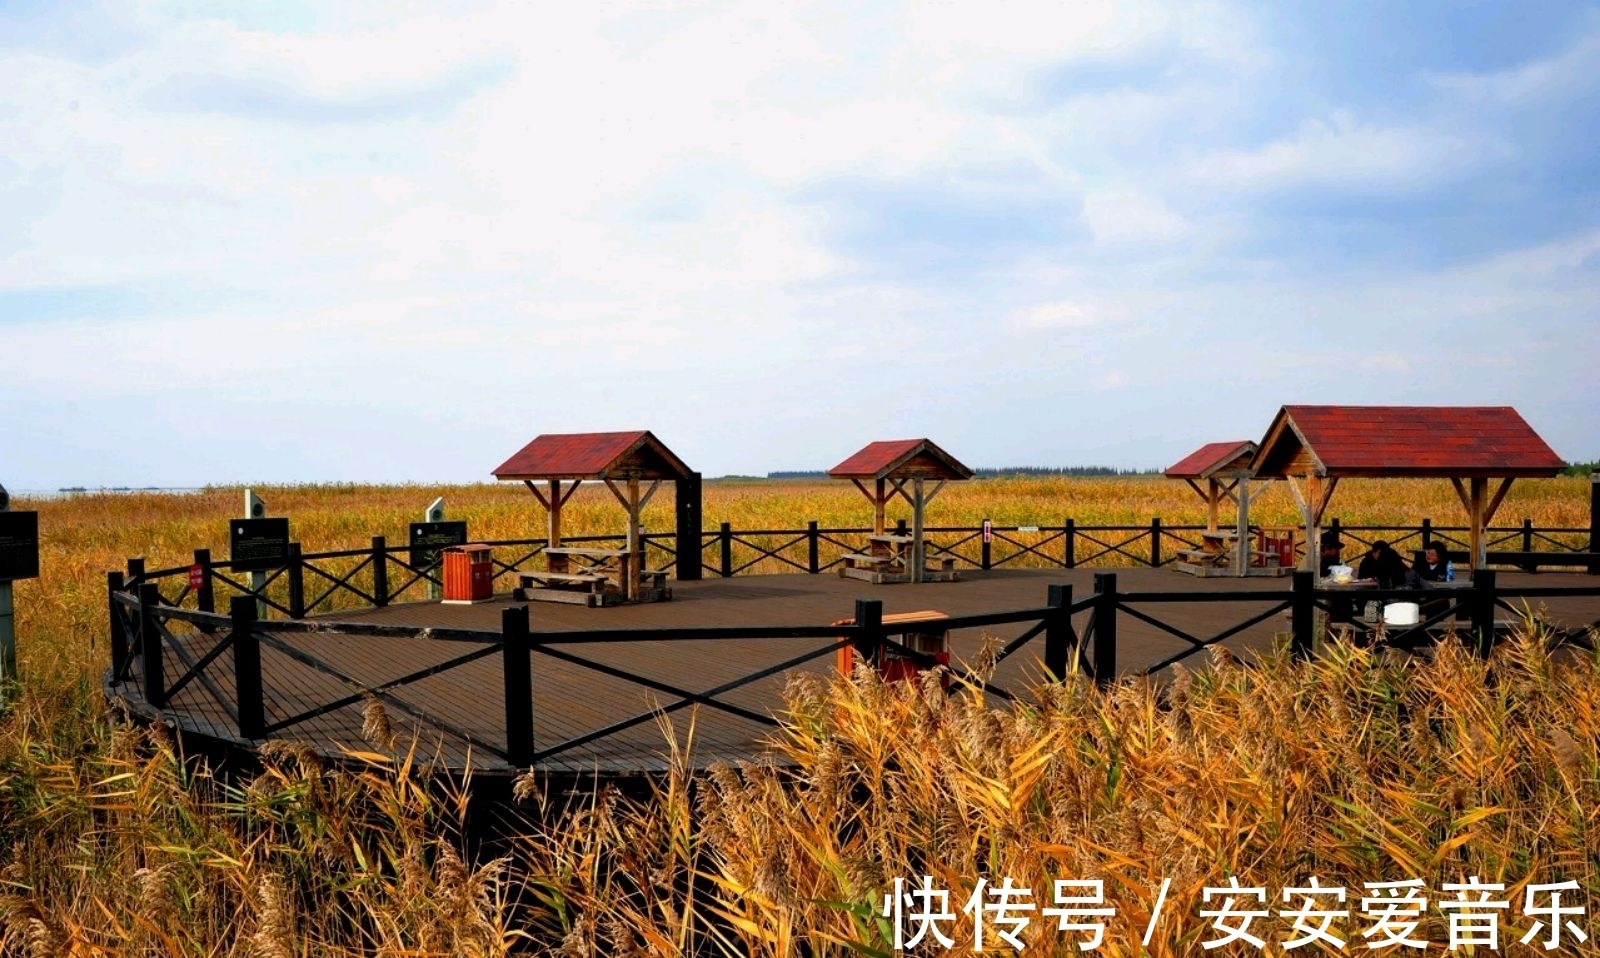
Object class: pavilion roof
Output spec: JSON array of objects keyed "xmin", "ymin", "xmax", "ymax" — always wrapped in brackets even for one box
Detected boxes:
[
  {"xmin": 827, "ymin": 439, "xmax": 974, "ymax": 481},
  {"xmin": 492, "ymin": 431, "xmax": 692, "ymax": 481},
  {"xmin": 1251, "ymin": 406, "xmax": 1564, "ymax": 479},
  {"xmin": 1165, "ymin": 441, "xmax": 1258, "ymax": 480}
]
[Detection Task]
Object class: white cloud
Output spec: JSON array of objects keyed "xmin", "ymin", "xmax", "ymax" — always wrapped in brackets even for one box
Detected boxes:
[
  {"xmin": 1081, "ymin": 188, "xmax": 1189, "ymax": 244},
  {"xmin": 1428, "ymin": 31, "xmax": 1600, "ymax": 105},
  {"xmin": 1006, "ymin": 301, "xmax": 1112, "ymax": 331},
  {"xmin": 1189, "ymin": 111, "xmax": 1492, "ymax": 195}
]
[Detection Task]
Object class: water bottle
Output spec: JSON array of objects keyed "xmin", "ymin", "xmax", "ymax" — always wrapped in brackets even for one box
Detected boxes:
[{"xmin": 1445, "ymin": 563, "xmax": 1454, "ymax": 582}]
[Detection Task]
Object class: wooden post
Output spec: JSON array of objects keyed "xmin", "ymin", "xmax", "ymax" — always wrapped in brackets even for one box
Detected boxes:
[
  {"xmin": 873, "ymin": 479, "xmax": 886, "ymax": 535},
  {"xmin": 371, "ymin": 536, "xmax": 389, "ymax": 607},
  {"xmin": 1471, "ymin": 569, "xmax": 1498, "ymax": 659},
  {"xmin": 1590, "ymin": 473, "xmax": 1600, "ymax": 576},
  {"xmin": 853, "ymin": 599, "xmax": 883, "ymax": 674},
  {"xmin": 675, "ymin": 471, "xmax": 702, "ymax": 582},
  {"xmin": 910, "ymin": 478, "xmax": 925, "ymax": 584},
  {"xmin": 231, "ymin": 596, "xmax": 264, "ymax": 739},
  {"xmin": 1420, "ymin": 517, "xmax": 1433, "ymax": 551},
  {"xmin": 502, "ymin": 606, "xmax": 534, "ymax": 767},
  {"xmin": 1291, "ymin": 570, "xmax": 1315, "ymax": 661},
  {"xmin": 1234, "ymin": 479, "xmax": 1251, "ymax": 576},
  {"xmin": 981, "ymin": 517, "xmax": 992, "ymax": 571},
  {"xmin": 1064, "ymin": 519, "xmax": 1076, "ymax": 568},
  {"xmin": 720, "ymin": 522, "xmax": 733, "ymax": 578},
  {"xmin": 244, "ymin": 489, "xmax": 268, "ymax": 619},
  {"xmin": 1149, "ymin": 517, "xmax": 1163, "ymax": 568},
  {"xmin": 0, "ymin": 484, "xmax": 12, "ymax": 686},
  {"xmin": 286, "ymin": 543, "xmax": 305, "ymax": 619},
  {"xmin": 0, "ymin": 578, "xmax": 12, "ymax": 685},
  {"xmin": 1206, "ymin": 478, "xmax": 1220, "ymax": 532},
  {"xmin": 548, "ymin": 480, "xmax": 563, "ymax": 549},
  {"xmin": 107, "ymin": 571, "xmax": 128, "ymax": 681},
  {"xmin": 1469, "ymin": 477, "xmax": 1487, "ymax": 570},
  {"xmin": 127, "ymin": 556, "xmax": 145, "ymax": 585},
  {"xmin": 425, "ymin": 499, "xmax": 445, "ymax": 600},
  {"xmin": 140, "ymin": 583, "xmax": 165, "ymax": 708},
  {"xmin": 626, "ymin": 475, "xmax": 642, "ymax": 601},
  {"xmin": 807, "ymin": 521, "xmax": 819, "ymax": 575},
  {"xmin": 1044, "ymin": 583, "xmax": 1071, "ymax": 681},
  {"xmin": 1091, "ymin": 573, "xmax": 1117, "ymax": 688}
]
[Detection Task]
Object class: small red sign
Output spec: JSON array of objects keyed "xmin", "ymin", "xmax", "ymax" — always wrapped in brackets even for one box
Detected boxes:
[
  {"xmin": 982, "ymin": 520, "xmax": 993, "ymax": 544},
  {"xmin": 188, "ymin": 564, "xmax": 205, "ymax": 590}
]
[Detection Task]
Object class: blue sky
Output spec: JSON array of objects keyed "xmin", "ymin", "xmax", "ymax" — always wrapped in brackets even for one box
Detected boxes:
[{"xmin": 2, "ymin": 1, "xmax": 1597, "ymax": 487}]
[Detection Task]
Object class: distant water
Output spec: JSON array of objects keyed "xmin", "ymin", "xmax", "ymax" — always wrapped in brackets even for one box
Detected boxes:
[{"xmin": 13, "ymin": 487, "xmax": 208, "ymax": 500}]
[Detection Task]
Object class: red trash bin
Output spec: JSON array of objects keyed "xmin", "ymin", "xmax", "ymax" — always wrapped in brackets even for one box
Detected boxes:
[
  {"xmin": 442, "ymin": 544, "xmax": 493, "ymax": 603},
  {"xmin": 833, "ymin": 610, "xmax": 950, "ymax": 688}
]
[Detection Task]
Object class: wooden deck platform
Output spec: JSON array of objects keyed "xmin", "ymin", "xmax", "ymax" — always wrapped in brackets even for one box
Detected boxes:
[{"xmin": 107, "ymin": 568, "xmax": 1600, "ymax": 779}]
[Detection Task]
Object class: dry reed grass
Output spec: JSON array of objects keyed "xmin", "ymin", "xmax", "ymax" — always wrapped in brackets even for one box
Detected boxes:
[{"xmin": 1, "ymin": 478, "xmax": 1594, "ymax": 954}]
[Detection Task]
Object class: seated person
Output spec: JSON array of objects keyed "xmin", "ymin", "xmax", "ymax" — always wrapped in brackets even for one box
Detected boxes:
[
  {"xmin": 1411, "ymin": 542, "xmax": 1455, "ymax": 583},
  {"xmin": 1318, "ymin": 535, "xmax": 1345, "ymax": 577},
  {"xmin": 1409, "ymin": 541, "xmax": 1456, "ymax": 623},
  {"xmin": 1357, "ymin": 540, "xmax": 1408, "ymax": 588},
  {"xmin": 1317, "ymin": 535, "xmax": 1355, "ymax": 623}
]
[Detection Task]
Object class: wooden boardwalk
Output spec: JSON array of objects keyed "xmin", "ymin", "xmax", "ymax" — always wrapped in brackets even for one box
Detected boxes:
[{"xmin": 107, "ymin": 568, "xmax": 1600, "ymax": 779}]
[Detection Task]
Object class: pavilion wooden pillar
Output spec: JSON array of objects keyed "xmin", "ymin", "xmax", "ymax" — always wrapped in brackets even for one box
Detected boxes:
[
  {"xmin": 873, "ymin": 478, "xmax": 887, "ymax": 535},
  {"xmin": 1454, "ymin": 475, "xmax": 1513, "ymax": 570},
  {"xmin": 910, "ymin": 478, "xmax": 925, "ymax": 584},
  {"xmin": 626, "ymin": 475, "xmax": 642, "ymax": 602},
  {"xmin": 1234, "ymin": 478, "xmax": 1251, "ymax": 575},
  {"xmin": 1288, "ymin": 473, "xmax": 1338, "ymax": 573}
]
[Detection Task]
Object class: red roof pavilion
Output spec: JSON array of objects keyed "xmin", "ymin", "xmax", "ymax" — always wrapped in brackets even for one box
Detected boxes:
[{"xmin": 1250, "ymin": 406, "xmax": 1564, "ymax": 569}]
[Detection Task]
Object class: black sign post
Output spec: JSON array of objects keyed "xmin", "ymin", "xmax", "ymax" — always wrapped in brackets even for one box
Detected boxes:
[
  {"xmin": 230, "ymin": 518, "xmax": 290, "ymax": 572},
  {"xmin": 410, "ymin": 521, "xmax": 468, "ymax": 579}
]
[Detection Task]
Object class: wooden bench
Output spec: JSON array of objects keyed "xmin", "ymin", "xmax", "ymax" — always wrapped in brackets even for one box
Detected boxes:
[
  {"xmin": 515, "ymin": 572, "xmax": 608, "ymax": 594},
  {"xmin": 842, "ymin": 553, "xmax": 895, "ymax": 568}
]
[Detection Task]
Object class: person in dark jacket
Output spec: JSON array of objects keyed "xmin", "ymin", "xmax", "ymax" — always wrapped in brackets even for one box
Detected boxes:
[
  {"xmin": 1411, "ymin": 542, "xmax": 1455, "ymax": 583},
  {"xmin": 1410, "ymin": 541, "xmax": 1456, "ymax": 622},
  {"xmin": 1357, "ymin": 540, "xmax": 1409, "ymax": 588},
  {"xmin": 1318, "ymin": 535, "xmax": 1345, "ymax": 577}
]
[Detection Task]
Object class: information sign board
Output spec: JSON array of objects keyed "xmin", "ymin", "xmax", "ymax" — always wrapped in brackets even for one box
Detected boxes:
[
  {"xmin": 0, "ymin": 511, "xmax": 39, "ymax": 581},
  {"xmin": 230, "ymin": 518, "xmax": 290, "ymax": 572},
  {"xmin": 410, "ymin": 521, "xmax": 468, "ymax": 572}
]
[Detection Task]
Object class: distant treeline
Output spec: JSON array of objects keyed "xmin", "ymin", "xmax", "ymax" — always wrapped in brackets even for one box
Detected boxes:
[{"xmin": 765, "ymin": 466, "xmax": 1164, "ymax": 480}]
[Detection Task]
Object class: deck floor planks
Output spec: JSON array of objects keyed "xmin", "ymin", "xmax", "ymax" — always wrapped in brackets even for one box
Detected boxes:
[{"xmin": 112, "ymin": 567, "xmax": 1600, "ymax": 776}]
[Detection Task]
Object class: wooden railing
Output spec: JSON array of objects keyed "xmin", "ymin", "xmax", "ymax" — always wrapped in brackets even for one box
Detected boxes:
[
  {"xmin": 107, "ymin": 558, "xmax": 1600, "ymax": 769},
  {"xmin": 111, "ymin": 516, "xmax": 1598, "ymax": 627}
]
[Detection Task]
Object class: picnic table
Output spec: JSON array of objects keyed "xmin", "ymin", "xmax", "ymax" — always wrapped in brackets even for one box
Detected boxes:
[
  {"xmin": 514, "ymin": 547, "xmax": 672, "ymax": 607},
  {"xmin": 840, "ymin": 534, "xmax": 958, "ymax": 585}
]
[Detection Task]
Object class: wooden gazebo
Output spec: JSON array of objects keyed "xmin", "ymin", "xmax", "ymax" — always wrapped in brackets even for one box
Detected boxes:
[
  {"xmin": 492, "ymin": 431, "xmax": 699, "ymax": 602},
  {"xmin": 828, "ymin": 439, "xmax": 973, "ymax": 584},
  {"xmin": 1250, "ymin": 406, "xmax": 1564, "ymax": 571},
  {"xmin": 1164, "ymin": 440, "xmax": 1286, "ymax": 575}
]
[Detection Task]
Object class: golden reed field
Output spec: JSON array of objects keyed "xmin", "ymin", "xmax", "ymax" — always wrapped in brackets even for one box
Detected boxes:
[{"xmin": 2, "ymin": 476, "xmax": 1597, "ymax": 955}]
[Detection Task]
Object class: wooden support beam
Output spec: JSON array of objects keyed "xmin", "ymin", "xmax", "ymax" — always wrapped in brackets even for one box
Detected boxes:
[
  {"xmin": 1468, "ymin": 476, "xmax": 1487, "ymax": 569},
  {"xmin": 1234, "ymin": 478, "xmax": 1251, "ymax": 576},
  {"xmin": 1482, "ymin": 477, "xmax": 1514, "ymax": 527},
  {"xmin": 874, "ymin": 478, "xmax": 886, "ymax": 535},
  {"xmin": 911, "ymin": 478, "xmax": 925, "ymax": 584},
  {"xmin": 1206, "ymin": 478, "xmax": 1220, "ymax": 532},
  {"xmin": 1286, "ymin": 475, "xmax": 1318, "ymax": 572}
]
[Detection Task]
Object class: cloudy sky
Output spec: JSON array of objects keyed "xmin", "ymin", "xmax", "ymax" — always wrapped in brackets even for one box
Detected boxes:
[{"xmin": 3, "ymin": 1, "xmax": 1598, "ymax": 487}]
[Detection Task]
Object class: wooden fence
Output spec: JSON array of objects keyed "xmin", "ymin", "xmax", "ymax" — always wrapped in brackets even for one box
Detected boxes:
[{"xmin": 108, "ymin": 550, "xmax": 1600, "ymax": 768}]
